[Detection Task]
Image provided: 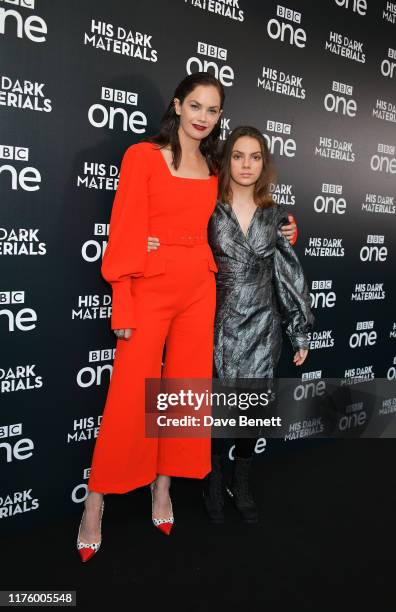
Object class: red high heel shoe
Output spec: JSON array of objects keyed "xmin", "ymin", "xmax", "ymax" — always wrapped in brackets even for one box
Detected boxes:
[
  {"xmin": 76, "ymin": 499, "xmax": 104, "ymax": 562},
  {"xmin": 150, "ymin": 481, "xmax": 174, "ymax": 535}
]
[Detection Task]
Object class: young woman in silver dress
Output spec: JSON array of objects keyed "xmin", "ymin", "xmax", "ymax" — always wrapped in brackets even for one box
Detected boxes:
[
  {"xmin": 148, "ymin": 125, "xmax": 310, "ymax": 524},
  {"xmin": 202, "ymin": 125, "xmax": 314, "ymax": 523}
]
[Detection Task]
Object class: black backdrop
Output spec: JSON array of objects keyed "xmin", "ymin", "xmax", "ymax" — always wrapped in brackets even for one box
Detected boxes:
[{"xmin": 1, "ymin": 0, "xmax": 395, "ymax": 531}]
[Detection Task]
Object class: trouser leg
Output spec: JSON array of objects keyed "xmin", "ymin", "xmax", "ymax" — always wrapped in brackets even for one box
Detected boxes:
[
  {"xmin": 88, "ymin": 281, "xmax": 171, "ymax": 494},
  {"xmin": 157, "ymin": 260, "xmax": 216, "ymax": 478}
]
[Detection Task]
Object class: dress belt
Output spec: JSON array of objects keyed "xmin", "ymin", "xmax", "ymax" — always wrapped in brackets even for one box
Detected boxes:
[{"xmin": 149, "ymin": 228, "xmax": 208, "ymax": 247}]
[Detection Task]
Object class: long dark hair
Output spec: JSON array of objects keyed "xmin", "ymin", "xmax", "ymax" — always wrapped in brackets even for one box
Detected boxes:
[
  {"xmin": 144, "ymin": 72, "xmax": 225, "ymax": 175},
  {"xmin": 218, "ymin": 126, "xmax": 276, "ymax": 208}
]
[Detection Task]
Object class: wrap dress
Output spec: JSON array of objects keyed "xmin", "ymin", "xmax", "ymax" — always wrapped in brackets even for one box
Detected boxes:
[{"xmin": 208, "ymin": 201, "xmax": 315, "ymax": 389}]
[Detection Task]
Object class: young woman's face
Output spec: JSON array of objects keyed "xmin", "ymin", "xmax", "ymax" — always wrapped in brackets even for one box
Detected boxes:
[
  {"xmin": 230, "ymin": 136, "xmax": 263, "ymax": 187},
  {"xmin": 174, "ymin": 85, "xmax": 222, "ymax": 141}
]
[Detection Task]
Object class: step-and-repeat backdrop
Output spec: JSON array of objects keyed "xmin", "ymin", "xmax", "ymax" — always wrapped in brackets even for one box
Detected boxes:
[{"xmin": 1, "ymin": 0, "xmax": 395, "ymax": 530}]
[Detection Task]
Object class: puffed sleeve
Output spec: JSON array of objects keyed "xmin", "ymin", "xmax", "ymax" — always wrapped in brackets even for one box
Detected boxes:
[
  {"xmin": 101, "ymin": 143, "xmax": 149, "ymax": 330},
  {"xmin": 272, "ymin": 205, "xmax": 314, "ymax": 351}
]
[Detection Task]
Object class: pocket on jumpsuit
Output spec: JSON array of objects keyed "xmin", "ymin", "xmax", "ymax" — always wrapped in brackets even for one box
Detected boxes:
[
  {"xmin": 130, "ymin": 251, "xmax": 168, "ymax": 327},
  {"xmin": 143, "ymin": 249, "xmax": 168, "ymax": 277}
]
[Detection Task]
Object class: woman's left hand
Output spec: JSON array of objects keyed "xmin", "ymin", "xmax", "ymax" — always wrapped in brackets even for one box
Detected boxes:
[
  {"xmin": 293, "ymin": 348, "xmax": 308, "ymax": 366},
  {"xmin": 281, "ymin": 214, "xmax": 297, "ymax": 245}
]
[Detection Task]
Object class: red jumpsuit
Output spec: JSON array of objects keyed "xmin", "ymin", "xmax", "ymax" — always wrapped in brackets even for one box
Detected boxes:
[{"xmin": 88, "ymin": 142, "xmax": 219, "ymax": 494}]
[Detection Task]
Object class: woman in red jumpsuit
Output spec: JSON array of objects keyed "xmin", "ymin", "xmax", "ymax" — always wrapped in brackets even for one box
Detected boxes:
[{"xmin": 76, "ymin": 72, "xmax": 225, "ymax": 561}]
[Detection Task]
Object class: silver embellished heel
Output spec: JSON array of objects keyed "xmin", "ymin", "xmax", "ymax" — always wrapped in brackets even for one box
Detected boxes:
[{"xmin": 150, "ymin": 481, "xmax": 174, "ymax": 536}]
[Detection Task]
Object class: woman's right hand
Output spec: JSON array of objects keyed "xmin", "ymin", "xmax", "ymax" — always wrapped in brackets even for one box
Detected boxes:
[
  {"xmin": 281, "ymin": 214, "xmax": 297, "ymax": 245},
  {"xmin": 118, "ymin": 236, "xmax": 160, "ymax": 339},
  {"xmin": 114, "ymin": 329, "xmax": 133, "ymax": 340},
  {"xmin": 148, "ymin": 236, "xmax": 160, "ymax": 252}
]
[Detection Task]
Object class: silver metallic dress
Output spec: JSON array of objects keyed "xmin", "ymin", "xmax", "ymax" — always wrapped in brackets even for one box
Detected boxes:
[{"xmin": 208, "ymin": 201, "xmax": 315, "ymax": 388}]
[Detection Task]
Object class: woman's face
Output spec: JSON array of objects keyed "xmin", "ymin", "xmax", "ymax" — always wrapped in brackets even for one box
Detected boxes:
[
  {"xmin": 230, "ymin": 136, "xmax": 264, "ymax": 187},
  {"xmin": 174, "ymin": 85, "xmax": 222, "ymax": 141}
]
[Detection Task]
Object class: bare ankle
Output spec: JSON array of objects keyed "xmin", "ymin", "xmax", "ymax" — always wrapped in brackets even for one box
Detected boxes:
[
  {"xmin": 154, "ymin": 475, "xmax": 171, "ymax": 491},
  {"xmin": 85, "ymin": 492, "xmax": 103, "ymax": 510}
]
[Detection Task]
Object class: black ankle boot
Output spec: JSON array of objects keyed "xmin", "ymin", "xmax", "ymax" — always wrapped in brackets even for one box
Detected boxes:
[
  {"xmin": 202, "ymin": 454, "xmax": 225, "ymax": 523},
  {"xmin": 226, "ymin": 456, "xmax": 258, "ymax": 523}
]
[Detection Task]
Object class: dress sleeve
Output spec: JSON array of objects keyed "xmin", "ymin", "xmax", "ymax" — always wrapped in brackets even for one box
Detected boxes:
[
  {"xmin": 101, "ymin": 143, "xmax": 150, "ymax": 330},
  {"xmin": 272, "ymin": 205, "xmax": 314, "ymax": 351}
]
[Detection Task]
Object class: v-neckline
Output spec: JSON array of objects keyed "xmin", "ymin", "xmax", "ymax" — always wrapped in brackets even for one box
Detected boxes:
[{"xmin": 228, "ymin": 204, "xmax": 259, "ymax": 239}]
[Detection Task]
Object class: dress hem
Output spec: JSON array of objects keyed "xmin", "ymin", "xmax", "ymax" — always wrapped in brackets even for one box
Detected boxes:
[{"xmin": 88, "ymin": 467, "xmax": 211, "ymax": 494}]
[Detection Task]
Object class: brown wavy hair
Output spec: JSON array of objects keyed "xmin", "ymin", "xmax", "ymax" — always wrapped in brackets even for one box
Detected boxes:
[
  {"xmin": 144, "ymin": 72, "xmax": 225, "ymax": 175},
  {"xmin": 218, "ymin": 125, "xmax": 276, "ymax": 208}
]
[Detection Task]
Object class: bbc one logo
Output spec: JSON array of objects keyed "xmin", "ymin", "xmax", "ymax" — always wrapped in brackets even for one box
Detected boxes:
[
  {"xmin": 381, "ymin": 48, "xmax": 396, "ymax": 79},
  {"xmin": 0, "ymin": 291, "xmax": 37, "ymax": 332},
  {"xmin": 387, "ymin": 356, "xmax": 396, "ymax": 381},
  {"xmin": 82, "ymin": 224, "xmax": 108, "ymax": 263},
  {"xmin": 88, "ymin": 87, "xmax": 147, "ymax": 133},
  {"xmin": 334, "ymin": 0, "xmax": 367, "ymax": 15},
  {"xmin": 324, "ymin": 81, "xmax": 357, "ymax": 117},
  {"xmin": 295, "ymin": 371, "xmax": 325, "ymax": 401},
  {"xmin": 267, "ymin": 5, "xmax": 306, "ymax": 48},
  {"xmin": 186, "ymin": 41, "xmax": 234, "ymax": 87},
  {"xmin": 349, "ymin": 321, "xmax": 377, "ymax": 348},
  {"xmin": 0, "ymin": 422, "xmax": 34, "ymax": 464},
  {"xmin": 76, "ymin": 349, "xmax": 114, "ymax": 389},
  {"xmin": 264, "ymin": 120, "xmax": 296, "ymax": 158},
  {"xmin": 310, "ymin": 280, "xmax": 336, "ymax": 309},
  {"xmin": 337, "ymin": 402, "xmax": 367, "ymax": 433},
  {"xmin": 314, "ymin": 184, "xmax": 346, "ymax": 215},
  {"xmin": 370, "ymin": 143, "xmax": 396, "ymax": 174},
  {"xmin": 0, "ymin": 145, "xmax": 41, "ymax": 192},
  {"xmin": 360, "ymin": 235, "xmax": 387, "ymax": 262},
  {"xmin": 71, "ymin": 468, "xmax": 92, "ymax": 504},
  {"xmin": 0, "ymin": 0, "xmax": 47, "ymax": 43}
]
